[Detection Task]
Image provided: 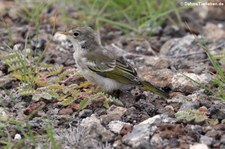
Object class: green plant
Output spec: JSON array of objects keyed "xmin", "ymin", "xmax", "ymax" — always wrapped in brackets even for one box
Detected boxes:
[
  {"xmin": 59, "ymin": 0, "xmax": 185, "ymax": 34},
  {"xmin": 175, "ymin": 109, "xmax": 208, "ymax": 123},
  {"xmin": 0, "ymin": 117, "xmax": 60, "ymax": 148}
]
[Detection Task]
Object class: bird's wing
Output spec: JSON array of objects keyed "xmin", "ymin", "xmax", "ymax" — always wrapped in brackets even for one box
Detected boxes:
[{"xmin": 87, "ymin": 57, "xmax": 140, "ymax": 85}]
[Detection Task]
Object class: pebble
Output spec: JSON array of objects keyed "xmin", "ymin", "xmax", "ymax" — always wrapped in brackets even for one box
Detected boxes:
[
  {"xmin": 80, "ymin": 114, "xmax": 114, "ymax": 142},
  {"xmin": 122, "ymin": 124, "xmax": 152, "ymax": 148},
  {"xmin": 209, "ymin": 103, "xmax": 225, "ymax": 120},
  {"xmin": 171, "ymin": 72, "xmax": 210, "ymax": 93},
  {"xmin": 200, "ymin": 135, "xmax": 213, "ymax": 146},
  {"xmin": 108, "ymin": 120, "xmax": 132, "ymax": 134},
  {"xmin": 14, "ymin": 134, "xmax": 22, "ymax": 140},
  {"xmin": 100, "ymin": 106, "xmax": 127, "ymax": 125},
  {"xmin": 78, "ymin": 109, "xmax": 92, "ymax": 118},
  {"xmin": 190, "ymin": 143, "xmax": 209, "ymax": 149}
]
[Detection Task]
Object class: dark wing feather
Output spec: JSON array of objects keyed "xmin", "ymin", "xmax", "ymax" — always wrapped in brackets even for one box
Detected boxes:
[{"xmin": 87, "ymin": 58, "xmax": 139, "ymax": 85}]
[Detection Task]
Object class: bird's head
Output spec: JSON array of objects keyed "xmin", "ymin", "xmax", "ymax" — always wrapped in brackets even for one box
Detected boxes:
[{"xmin": 59, "ymin": 26, "xmax": 99, "ymax": 51}]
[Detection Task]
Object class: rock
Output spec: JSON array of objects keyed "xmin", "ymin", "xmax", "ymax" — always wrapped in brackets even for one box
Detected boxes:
[
  {"xmin": 190, "ymin": 143, "xmax": 209, "ymax": 149},
  {"xmin": 13, "ymin": 43, "xmax": 23, "ymax": 51},
  {"xmin": 161, "ymin": 114, "xmax": 177, "ymax": 123},
  {"xmin": 80, "ymin": 114, "xmax": 114, "ymax": 142},
  {"xmin": 100, "ymin": 105, "xmax": 127, "ymax": 125},
  {"xmin": 78, "ymin": 109, "xmax": 92, "ymax": 118},
  {"xmin": 150, "ymin": 134, "xmax": 163, "ymax": 145},
  {"xmin": 179, "ymin": 101, "xmax": 200, "ymax": 111},
  {"xmin": 14, "ymin": 134, "xmax": 22, "ymax": 140},
  {"xmin": 144, "ymin": 56, "xmax": 171, "ymax": 69},
  {"xmin": 120, "ymin": 123, "xmax": 134, "ymax": 136},
  {"xmin": 200, "ymin": 135, "xmax": 213, "ymax": 146},
  {"xmin": 31, "ymin": 38, "xmax": 46, "ymax": 50},
  {"xmin": 193, "ymin": 0, "xmax": 225, "ymax": 20},
  {"xmin": 203, "ymin": 23, "xmax": 225, "ymax": 41},
  {"xmin": 134, "ymin": 99, "xmax": 156, "ymax": 116},
  {"xmin": 122, "ymin": 124, "xmax": 153, "ymax": 149},
  {"xmin": 0, "ymin": 76, "xmax": 14, "ymax": 89},
  {"xmin": 108, "ymin": 120, "xmax": 132, "ymax": 134},
  {"xmin": 171, "ymin": 72, "xmax": 210, "ymax": 93},
  {"xmin": 139, "ymin": 115, "xmax": 161, "ymax": 125},
  {"xmin": 207, "ymin": 0, "xmax": 225, "ymax": 20},
  {"xmin": 160, "ymin": 35, "xmax": 196, "ymax": 56},
  {"xmin": 209, "ymin": 103, "xmax": 225, "ymax": 120},
  {"xmin": 58, "ymin": 108, "xmax": 73, "ymax": 115},
  {"xmin": 0, "ymin": 107, "xmax": 9, "ymax": 121},
  {"xmin": 121, "ymin": 115, "xmax": 161, "ymax": 148},
  {"xmin": 220, "ymin": 134, "xmax": 225, "ymax": 144},
  {"xmin": 139, "ymin": 68, "xmax": 173, "ymax": 88}
]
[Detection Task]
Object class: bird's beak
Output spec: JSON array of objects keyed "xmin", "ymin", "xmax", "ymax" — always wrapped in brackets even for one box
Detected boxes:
[{"xmin": 58, "ymin": 32, "xmax": 70, "ymax": 36}]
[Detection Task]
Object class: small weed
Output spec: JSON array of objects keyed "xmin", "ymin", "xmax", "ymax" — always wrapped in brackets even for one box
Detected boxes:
[{"xmin": 59, "ymin": 0, "xmax": 186, "ymax": 34}]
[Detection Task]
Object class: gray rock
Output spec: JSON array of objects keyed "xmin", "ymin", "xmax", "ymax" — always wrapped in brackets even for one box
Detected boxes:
[
  {"xmin": 203, "ymin": 23, "xmax": 225, "ymax": 41},
  {"xmin": 100, "ymin": 105, "xmax": 127, "ymax": 125},
  {"xmin": 171, "ymin": 72, "xmax": 210, "ymax": 93},
  {"xmin": 78, "ymin": 109, "xmax": 92, "ymax": 118},
  {"xmin": 122, "ymin": 116, "xmax": 160, "ymax": 148},
  {"xmin": 200, "ymin": 135, "xmax": 213, "ymax": 146},
  {"xmin": 160, "ymin": 35, "xmax": 196, "ymax": 56},
  {"xmin": 31, "ymin": 39, "xmax": 46, "ymax": 50},
  {"xmin": 122, "ymin": 124, "xmax": 153, "ymax": 149},
  {"xmin": 150, "ymin": 134, "xmax": 162, "ymax": 146},
  {"xmin": 139, "ymin": 115, "xmax": 161, "ymax": 125},
  {"xmin": 80, "ymin": 114, "xmax": 114, "ymax": 143},
  {"xmin": 179, "ymin": 101, "xmax": 200, "ymax": 111},
  {"xmin": 108, "ymin": 120, "xmax": 132, "ymax": 134},
  {"xmin": 220, "ymin": 134, "xmax": 225, "ymax": 144},
  {"xmin": 209, "ymin": 103, "xmax": 225, "ymax": 120},
  {"xmin": 144, "ymin": 56, "xmax": 171, "ymax": 69}
]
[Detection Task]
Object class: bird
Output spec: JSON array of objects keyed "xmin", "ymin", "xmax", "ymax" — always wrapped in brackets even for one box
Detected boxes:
[{"xmin": 59, "ymin": 26, "xmax": 169, "ymax": 98}]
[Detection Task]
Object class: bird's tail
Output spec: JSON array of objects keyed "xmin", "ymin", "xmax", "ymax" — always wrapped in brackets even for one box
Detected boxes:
[{"xmin": 141, "ymin": 81, "xmax": 169, "ymax": 98}]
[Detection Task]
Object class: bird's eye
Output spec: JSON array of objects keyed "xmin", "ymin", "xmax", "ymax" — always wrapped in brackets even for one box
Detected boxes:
[{"xmin": 73, "ymin": 32, "xmax": 80, "ymax": 37}]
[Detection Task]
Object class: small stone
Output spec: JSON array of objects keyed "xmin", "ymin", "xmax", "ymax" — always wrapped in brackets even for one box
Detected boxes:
[
  {"xmin": 190, "ymin": 143, "xmax": 209, "ymax": 149},
  {"xmin": 179, "ymin": 101, "xmax": 200, "ymax": 111},
  {"xmin": 207, "ymin": 0, "xmax": 225, "ymax": 20},
  {"xmin": 100, "ymin": 105, "xmax": 127, "ymax": 125},
  {"xmin": 220, "ymin": 134, "xmax": 225, "ymax": 144},
  {"xmin": 14, "ymin": 134, "xmax": 22, "ymax": 140},
  {"xmin": 0, "ymin": 76, "xmax": 14, "ymax": 89},
  {"xmin": 122, "ymin": 124, "xmax": 153, "ymax": 148},
  {"xmin": 58, "ymin": 108, "xmax": 73, "ymax": 115},
  {"xmin": 144, "ymin": 56, "xmax": 171, "ymax": 69},
  {"xmin": 31, "ymin": 39, "xmax": 46, "ymax": 50},
  {"xmin": 203, "ymin": 23, "xmax": 225, "ymax": 41},
  {"xmin": 139, "ymin": 115, "xmax": 161, "ymax": 125},
  {"xmin": 13, "ymin": 43, "xmax": 22, "ymax": 51},
  {"xmin": 200, "ymin": 135, "xmax": 213, "ymax": 146},
  {"xmin": 160, "ymin": 35, "xmax": 196, "ymax": 56},
  {"xmin": 209, "ymin": 103, "xmax": 225, "ymax": 120},
  {"xmin": 0, "ymin": 107, "xmax": 9, "ymax": 121},
  {"xmin": 150, "ymin": 134, "xmax": 162, "ymax": 145},
  {"xmin": 80, "ymin": 114, "xmax": 114, "ymax": 142},
  {"xmin": 108, "ymin": 120, "xmax": 132, "ymax": 134},
  {"xmin": 171, "ymin": 72, "xmax": 210, "ymax": 93},
  {"xmin": 120, "ymin": 124, "xmax": 133, "ymax": 136},
  {"xmin": 140, "ymin": 68, "xmax": 173, "ymax": 88},
  {"xmin": 78, "ymin": 109, "xmax": 92, "ymax": 118}
]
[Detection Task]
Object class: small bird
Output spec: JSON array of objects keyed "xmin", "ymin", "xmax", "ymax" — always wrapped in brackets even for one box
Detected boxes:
[{"xmin": 59, "ymin": 26, "xmax": 169, "ymax": 98}]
